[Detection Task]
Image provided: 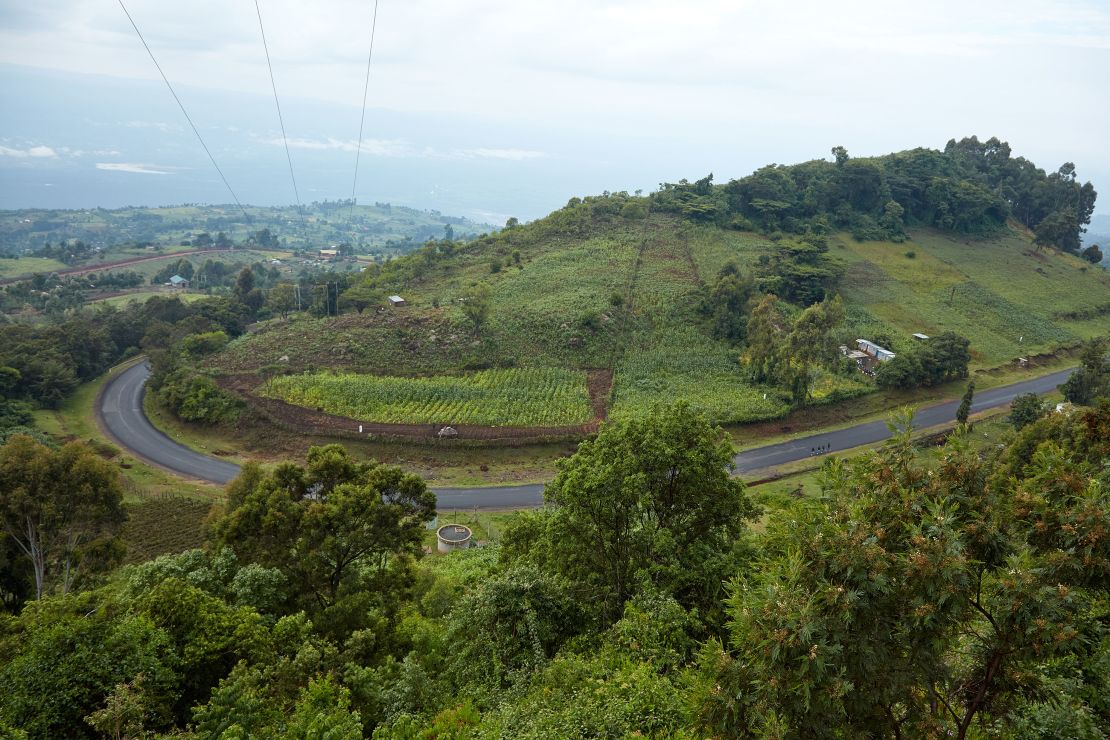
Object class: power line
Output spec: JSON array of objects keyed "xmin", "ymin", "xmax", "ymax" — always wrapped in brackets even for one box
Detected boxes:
[
  {"xmin": 349, "ymin": 0, "xmax": 382, "ymax": 230},
  {"xmin": 253, "ymin": 0, "xmax": 308, "ymax": 242},
  {"xmin": 116, "ymin": 0, "xmax": 249, "ymax": 221}
]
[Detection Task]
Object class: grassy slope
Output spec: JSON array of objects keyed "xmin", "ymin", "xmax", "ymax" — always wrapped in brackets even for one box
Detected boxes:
[
  {"xmin": 209, "ymin": 214, "xmax": 1110, "ymax": 429},
  {"xmin": 93, "ymin": 291, "xmax": 209, "ymax": 307},
  {"xmin": 0, "ymin": 255, "xmax": 66, "ymax": 277}
]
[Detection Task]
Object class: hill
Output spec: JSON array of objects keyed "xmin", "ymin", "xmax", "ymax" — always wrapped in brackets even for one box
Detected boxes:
[{"xmin": 206, "ymin": 205, "xmax": 1109, "ymax": 432}]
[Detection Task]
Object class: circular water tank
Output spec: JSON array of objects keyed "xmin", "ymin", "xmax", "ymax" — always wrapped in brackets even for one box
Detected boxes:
[{"xmin": 436, "ymin": 523, "xmax": 473, "ymax": 553}]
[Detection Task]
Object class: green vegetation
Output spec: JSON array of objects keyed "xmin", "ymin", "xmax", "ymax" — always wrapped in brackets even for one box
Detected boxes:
[
  {"xmin": 3, "ymin": 396, "xmax": 1108, "ymax": 737},
  {"xmin": 262, "ymin": 367, "xmax": 593, "ymax": 426},
  {"xmin": 652, "ymin": 136, "xmax": 1096, "ymax": 253},
  {"xmin": 0, "ymin": 255, "xmax": 65, "ymax": 277},
  {"xmin": 193, "ymin": 141, "xmax": 1104, "ymax": 437},
  {"xmin": 0, "ymin": 201, "xmax": 493, "ymax": 258},
  {"xmin": 92, "ymin": 290, "xmax": 207, "ymax": 307}
]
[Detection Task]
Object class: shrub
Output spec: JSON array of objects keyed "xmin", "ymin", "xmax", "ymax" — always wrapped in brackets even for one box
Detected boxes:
[{"xmin": 158, "ymin": 370, "xmax": 241, "ymax": 424}]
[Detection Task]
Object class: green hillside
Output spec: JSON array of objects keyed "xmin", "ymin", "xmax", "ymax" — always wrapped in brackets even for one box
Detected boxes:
[{"xmin": 208, "ymin": 209, "xmax": 1109, "ymax": 428}]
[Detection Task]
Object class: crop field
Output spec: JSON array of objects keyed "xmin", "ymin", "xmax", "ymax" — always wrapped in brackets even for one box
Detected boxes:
[
  {"xmin": 0, "ymin": 255, "xmax": 66, "ymax": 277},
  {"xmin": 121, "ymin": 497, "xmax": 213, "ymax": 564},
  {"xmin": 611, "ymin": 325, "xmax": 792, "ymax": 423},
  {"xmin": 260, "ymin": 367, "xmax": 593, "ymax": 426},
  {"xmin": 209, "ymin": 215, "xmax": 1107, "ymax": 440},
  {"xmin": 836, "ymin": 228, "xmax": 1110, "ymax": 365},
  {"xmin": 93, "ymin": 290, "xmax": 209, "ymax": 307}
]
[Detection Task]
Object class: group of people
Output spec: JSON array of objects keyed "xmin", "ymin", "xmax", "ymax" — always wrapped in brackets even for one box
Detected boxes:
[{"xmin": 810, "ymin": 442, "xmax": 832, "ymax": 456}]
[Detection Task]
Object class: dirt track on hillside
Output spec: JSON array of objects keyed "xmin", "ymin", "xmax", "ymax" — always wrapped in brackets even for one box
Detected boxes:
[
  {"xmin": 219, "ymin": 368, "xmax": 613, "ymax": 444},
  {"xmin": 0, "ymin": 248, "xmax": 249, "ymax": 285}
]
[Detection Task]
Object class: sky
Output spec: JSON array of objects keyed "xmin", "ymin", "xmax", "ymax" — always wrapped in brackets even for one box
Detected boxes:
[{"xmin": 1, "ymin": 0, "xmax": 1109, "ymax": 222}]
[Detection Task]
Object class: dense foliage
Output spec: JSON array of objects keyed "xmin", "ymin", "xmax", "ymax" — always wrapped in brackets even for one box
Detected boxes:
[
  {"xmin": 652, "ymin": 137, "xmax": 1097, "ymax": 251},
  {"xmin": 0, "ymin": 391, "xmax": 1108, "ymax": 736}
]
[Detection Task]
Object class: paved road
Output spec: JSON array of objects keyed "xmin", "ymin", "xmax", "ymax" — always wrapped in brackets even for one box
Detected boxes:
[
  {"xmin": 98, "ymin": 362, "xmax": 1075, "ymax": 509},
  {"xmin": 100, "ymin": 361, "xmax": 242, "ymax": 485}
]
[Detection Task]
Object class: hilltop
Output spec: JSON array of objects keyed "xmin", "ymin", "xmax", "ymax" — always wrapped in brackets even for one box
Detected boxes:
[{"xmin": 205, "ymin": 142, "xmax": 1109, "ymax": 435}]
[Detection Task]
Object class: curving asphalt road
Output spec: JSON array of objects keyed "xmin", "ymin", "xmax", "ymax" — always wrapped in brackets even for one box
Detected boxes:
[{"xmin": 98, "ymin": 361, "xmax": 1075, "ymax": 509}]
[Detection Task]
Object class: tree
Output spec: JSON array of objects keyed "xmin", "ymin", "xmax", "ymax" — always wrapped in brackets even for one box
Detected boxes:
[
  {"xmin": 702, "ymin": 264, "xmax": 756, "ymax": 344},
  {"xmin": 1081, "ymin": 244, "xmax": 1103, "ymax": 264},
  {"xmin": 285, "ymin": 676, "xmax": 364, "ymax": 739},
  {"xmin": 1060, "ymin": 337, "xmax": 1109, "ymax": 405},
  {"xmin": 696, "ymin": 406, "xmax": 1110, "ymax": 738},
  {"xmin": 1009, "ymin": 392, "xmax": 1045, "ymax": 430},
  {"xmin": 542, "ymin": 403, "xmax": 757, "ymax": 622},
  {"xmin": 744, "ymin": 294, "xmax": 787, "ymax": 383},
  {"xmin": 0, "ymin": 435, "xmax": 126, "ymax": 598},
  {"xmin": 956, "ymin": 380, "xmax": 975, "ymax": 425},
  {"xmin": 339, "ymin": 281, "xmax": 381, "ymax": 315},
  {"xmin": 783, "ymin": 295, "xmax": 846, "ymax": 403},
  {"xmin": 460, "ymin": 283, "xmax": 492, "ymax": 334},
  {"xmin": 267, "ymin": 283, "xmax": 297, "ymax": 319},
  {"xmin": 921, "ymin": 331, "xmax": 972, "ymax": 385},
  {"xmin": 215, "ymin": 445, "xmax": 436, "ymax": 609},
  {"xmin": 0, "ymin": 603, "xmax": 178, "ymax": 739},
  {"xmin": 1034, "ymin": 209, "xmax": 1080, "ymax": 253},
  {"xmin": 234, "ymin": 267, "xmax": 255, "ymax": 301}
]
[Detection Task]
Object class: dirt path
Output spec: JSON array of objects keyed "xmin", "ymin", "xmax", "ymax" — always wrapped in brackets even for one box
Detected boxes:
[{"xmin": 0, "ymin": 248, "xmax": 253, "ymax": 285}]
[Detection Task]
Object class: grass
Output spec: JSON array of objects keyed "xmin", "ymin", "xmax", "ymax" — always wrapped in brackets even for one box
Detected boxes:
[
  {"xmin": 423, "ymin": 510, "xmax": 525, "ymax": 550},
  {"xmin": 93, "ymin": 291, "xmax": 208, "ymax": 307},
  {"xmin": 32, "ymin": 362, "xmax": 225, "ymax": 501},
  {"xmin": 836, "ymin": 228, "xmax": 1110, "ymax": 366},
  {"xmin": 261, "ymin": 367, "xmax": 593, "ymax": 426},
  {"xmin": 205, "ymin": 214, "xmax": 1109, "ymax": 450},
  {"xmin": 0, "ymin": 255, "xmax": 66, "ymax": 277}
]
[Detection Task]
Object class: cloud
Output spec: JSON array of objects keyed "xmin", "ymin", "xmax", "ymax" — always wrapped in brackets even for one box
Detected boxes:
[
  {"xmin": 270, "ymin": 137, "xmax": 546, "ymax": 162},
  {"xmin": 125, "ymin": 120, "xmax": 180, "ymax": 133},
  {"xmin": 456, "ymin": 148, "xmax": 548, "ymax": 161},
  {"xmin": 275, "ymin": 136, "xmax": 415, "ymax": 157},
  {"xmin": 0, "ymin": 145, "xmax": 58, "ymax": 158},
  {"xmin": 95, "ymin": 162, "xmax": 173, "ymax": 175}
]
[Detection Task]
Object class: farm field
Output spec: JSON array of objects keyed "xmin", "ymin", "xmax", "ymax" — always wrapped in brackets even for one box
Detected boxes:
[
  {"xmin": 93, "ymin": 290, "xmax": 209, "ymax": 307},
  {"xmin": 209, "ymin": 213, "xmax": 1108, "ymax": 433},
  {"xmin": 836, "ymin": 228, "xmax": 1110, "ymax": 366},
  {"xmin": 260, "ymin": 367, "xmax": 593, "ymax": 426},
  {"xmin": 121, "ymin": 497, "xmax": 214, "ymax": 564},
  {"xmin": 0, "ymin": 255, "xmax": 66, "ymax": 277}
]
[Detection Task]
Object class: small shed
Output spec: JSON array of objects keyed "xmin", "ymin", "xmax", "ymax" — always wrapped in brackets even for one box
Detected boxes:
[
  {"xmin": 388, "ymin": 295, "xmax": 406, "ymax": 307},
  {"xmin": 318, "ymin": 248, "xmax": 339, "ymax": 260},
  {"xmin": 167, "ymin": 274, "xmax": 190, "ymax": 289},
  {"xmin": 912, "ymin": 333, "xmax": 930, "ymax": 341},
  {"xmin": 436, "ymin": 524, "xmax": 473, "ymax": 553}
]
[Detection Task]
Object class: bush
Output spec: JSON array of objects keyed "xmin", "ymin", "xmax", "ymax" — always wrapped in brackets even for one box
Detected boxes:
[
  {"xmin": 1009, "ymin": 392, "xmax": 1045, "ymax": 430},
  {"xmin": 905, "ymin": 250, "xmax": 916, "ymax": 259},
  {"xmin": 158, "ymin": 370, "xmax": 241, "ymax": 424},
  {"xmin": 179, "ymin": 330, "xmax": 229, "ymax": 358}
]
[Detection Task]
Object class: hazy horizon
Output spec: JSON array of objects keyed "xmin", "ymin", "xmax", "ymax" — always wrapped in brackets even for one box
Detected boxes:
[{"xmin": 2, "ymin": 0, "xmax": 1109, "ymax": 222}]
